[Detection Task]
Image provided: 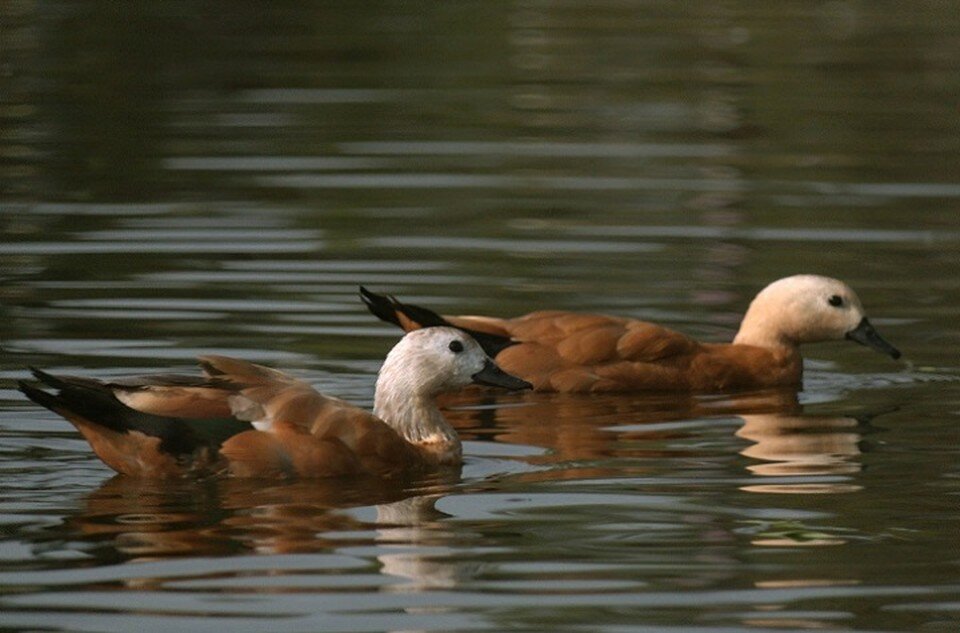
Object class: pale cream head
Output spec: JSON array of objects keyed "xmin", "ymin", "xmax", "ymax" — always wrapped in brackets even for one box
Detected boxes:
[{"xmin": 733, "ymin": 275, "xmax": 899, "ymax": 359}]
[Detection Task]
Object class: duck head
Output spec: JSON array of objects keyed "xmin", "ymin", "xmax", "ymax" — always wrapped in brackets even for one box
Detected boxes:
[
  {"xmin": 373, "ymin": 327, "xmax": 530, "ymax": 456},
  {"xmin": 376, "ymin": 327, "xmax": 531, "ymax": 400},
  {"xmin": 733, "ymin": 275, "xmax": 900, "ymax": 359}
]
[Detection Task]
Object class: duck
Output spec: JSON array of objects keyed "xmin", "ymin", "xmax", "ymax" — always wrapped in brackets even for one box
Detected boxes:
[
  {"xmin": 18, "ymin": 327, "xmax": 532, "ymax": 479},
  {"xmin": 360, "ymin": 275, "xmax": 901, "ymax": 393}
]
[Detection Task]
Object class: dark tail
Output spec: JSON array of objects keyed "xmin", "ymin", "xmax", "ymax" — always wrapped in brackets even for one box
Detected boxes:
[
  {"xmin": 19, "ymin": 369, "xmax": 247, "ymax": 457},
  {"xmin": 21, "ymin": 368, "xmax": 132, "ymax": 434},
  {"xmin": 360, "ymin": 286, "xmax": 449, "ymax": 329},
  {"xmin": 359, "ymin": 286, "xmax": 517, "ymax": 357}
]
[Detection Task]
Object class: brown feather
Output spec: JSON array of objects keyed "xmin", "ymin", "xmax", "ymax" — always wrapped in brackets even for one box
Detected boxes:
[
  {"xmin": 369, "ymin": 299, "xmax": 804, "ymax": 392},
  {"xmin": 115, "ymin": 387, "xmax": 234, "ymax": 419},
  {"xmin": 196, "ymin": 357, "xmax": 429, "ymax": 475},
  {"xmin": 22, "ymin": 356, "xmax": 442, "ymax": 479},
  {"xmin": 443, "ymin": 315, "xmax": 512, "ymax": 338},
  {"xmin": 555, "ymin": 325, "xmax": 624, "ymax": 365},
  {"xmin": 219, "ymin": 430, "xmax": 297, "ymax": 478},
  {"xmin": 68, "ymin": 415, "xmax": 220, "ymax": 477},
  {"xmin": 616, "ymin": 322, "xmax": 699, "ymax": 362},
  {"xmin": 486, "ymin": 311, "xmax": 805, "ymax": 392}
]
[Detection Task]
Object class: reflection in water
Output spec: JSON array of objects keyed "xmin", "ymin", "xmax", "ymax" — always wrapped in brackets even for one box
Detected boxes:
[
  {"xmin": 2, "ymin": 389, "xmax": 933, "ymax": 633},
  {"xmin": 375, "ymin": 495, "xmax": 473, "ymax": 593},
  {"xmin": 444, "ymin": 388, "xmax": 871, "ymax": 498},
  {"xmin": 737, "ymin": 412, "xmax": 865, "ymax": 494},
  {"xmin": 743, "ymin": 519, "xmax": 851, "ymax": 548},
  {"xmin": 63, "ymin": 471, "xmax": 461, "ymax": 561},
  {"xmin": 48, "ymin": 389, "xmax": 871, "ymax": 566},
  {"xmin": 62, "ymin": 478, "xmax": 235, "ymax": 560},
  {"xmin": 442, "ymin": 387, "xmax": 799, "ymax": 463}
]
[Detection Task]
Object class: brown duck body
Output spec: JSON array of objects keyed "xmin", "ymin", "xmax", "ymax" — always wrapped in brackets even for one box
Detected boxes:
[
  {"xmin": 361, "ymin": 275, "xmax": 900, "ymax": 393},
  {"xmin": 407, "ymin": 310, "xmax": 799, "ymax": 393},
  {"xmin": 20, "ymin": 357, "xmax": 424, "ymax": 479},
  {"xmin": 19, "ymin": 329, "xmax": 532, "ymax": 479}
]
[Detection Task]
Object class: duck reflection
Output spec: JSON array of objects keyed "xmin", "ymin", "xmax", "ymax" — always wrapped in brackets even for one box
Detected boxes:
[
  {"xmin": 63, "ymin": 469, "xmax": 461, "ymax": 560},
  {"xmin": 440, "ymin": 388, "xmax": 796, "ymax": 468},
  {"xmin": 58, "ymin": 463, "xmax": 478, "ymax": 593},
  {"xmin": 373, "ymin": 494, "xmax": 477, "ymax": 592},
  {"xmin": 58, "ymin": 388, "xmax": 873, "ymax": 563},
  {"xmin": 440, "ymin": 388, "xmax": 870, "ymax": 494},
  {"xmin": 58, "ymin": 477, "xmax": 236, "ymax": 559},
  {"xmin": 736, "ymin": 412, "xmax": 866, "ymax": 494}
]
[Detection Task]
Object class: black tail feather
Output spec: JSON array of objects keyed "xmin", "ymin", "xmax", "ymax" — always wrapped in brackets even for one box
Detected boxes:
[
  {"xmin": 22, "ymin": 371, "xmax": 130, "ymax": 435},
  {"xmin": 29, "ymin": 366, "xmax": 76, "ymax": 391},
  {"xmin": 359, "ymin": 286, "xmax": 517, "ymax": 357},
  {"xmin": 18, "ymin": 371, "xmax": 250, "ymax": 457},
  {"xmin": 18, "ymin": 380, "xmax": 66, "ymax": 415},
  {"xmin": 360, "ymin": 286, "xmax": 450, "ymax": 329},
  {"xmin": 359, "ymin": 286, "xmax": 404, "ymax": 328}
]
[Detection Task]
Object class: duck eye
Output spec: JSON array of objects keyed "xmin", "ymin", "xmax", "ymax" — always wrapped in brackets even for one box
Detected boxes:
[
  {"xmin": 828, "ymin": 295, "xmax": 844, "ymax": 307},
  {"xmin": 448, "ymin": 340, "xmax": 464, "ymax": 353}
]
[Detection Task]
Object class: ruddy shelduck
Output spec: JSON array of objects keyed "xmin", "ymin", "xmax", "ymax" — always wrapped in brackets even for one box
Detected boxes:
[
  {"xmin": 19, "ymin": 328, "xmax": 531, "ymax": 478},
  {"xmin": 361, "ymin": 275, "xmax": 901, "ymax": 393}
]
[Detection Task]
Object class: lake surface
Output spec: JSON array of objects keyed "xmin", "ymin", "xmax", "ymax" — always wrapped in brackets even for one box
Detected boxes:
[{"xmin": 2, "ymin": 2, "xmax": 960, "ymax": 631}]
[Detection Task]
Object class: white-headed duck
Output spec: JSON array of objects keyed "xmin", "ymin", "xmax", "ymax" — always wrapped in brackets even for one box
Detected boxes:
[{"xmin": 19, "ymin": 328, "xmax": 531, "ymax": 478}]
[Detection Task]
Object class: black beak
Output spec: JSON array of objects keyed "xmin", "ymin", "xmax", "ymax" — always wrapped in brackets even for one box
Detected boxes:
[
  {"xmin": 471, "ymin": 359, "xmax": 533, "ymax": 390},
  {"xmin": 846, "ymin": 317, "xmax": 901, "ymax": 360}
]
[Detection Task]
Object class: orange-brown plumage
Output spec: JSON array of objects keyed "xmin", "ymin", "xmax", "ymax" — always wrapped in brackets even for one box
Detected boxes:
[
  {"xmin": 360, "ymin": 276, "xmax": 900, "ymax": 393},
  {"xmin": 74, "ymin": 414, "xmax": 219, "ymax": 478},
  {"xmin": 19, "ymin": 328, "xmax": 530, "ymax": 479}
]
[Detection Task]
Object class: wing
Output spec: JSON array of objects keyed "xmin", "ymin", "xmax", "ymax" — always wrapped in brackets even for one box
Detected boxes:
[
  {"xmin": 111, "ymin": 377, "xmax": 236, "ymax": 419},
  {"xmin": 21, "ymin": 358, "xmax": 425, "ymax": 478},
  {"xmin": 360, "ymin": 287, "xmax": 722, "ymax": 392},
  {"xmin": 201, "ymin": 356, "xmax": 423, "ymax": 475},
  {"xmin": 492, "ymin": 312, "xmax": 703, "ymax": 391},
  {"xmin": 19, "ymin": 369, "xmax": 249, "ymax": 477}
]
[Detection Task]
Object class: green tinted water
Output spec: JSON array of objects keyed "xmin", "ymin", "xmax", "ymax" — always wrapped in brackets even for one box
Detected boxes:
[{"xmin": 2, "ymin": 2, "xmax": 960, "ymax": 631}]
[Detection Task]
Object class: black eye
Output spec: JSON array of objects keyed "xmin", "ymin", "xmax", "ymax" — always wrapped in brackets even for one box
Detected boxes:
[
  {"xmin": 828, "ymin": 295, "xmax": 844, "ymax": 307},
  {"xmin": 448, "ymin": 340, "xmax": 464, "ymax": 353}
]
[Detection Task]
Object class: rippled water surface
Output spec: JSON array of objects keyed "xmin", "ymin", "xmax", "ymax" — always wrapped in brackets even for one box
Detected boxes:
[{"xmin": 3, "ymin": 2, "xmax": 960, "ymax": 632}]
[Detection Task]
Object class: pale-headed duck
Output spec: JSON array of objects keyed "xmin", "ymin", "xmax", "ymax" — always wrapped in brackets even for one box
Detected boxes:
[
  {"xmin": 19, "ymin": 328, "xmax": 531, "ymax": 478},
  {"xmin": 361, "ymin": 275, "xmax": 901, "ymax": 393}
]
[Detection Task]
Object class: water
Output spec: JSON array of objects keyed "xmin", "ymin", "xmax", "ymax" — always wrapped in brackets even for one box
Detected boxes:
[{"xmin": 2, "ymin": 2, "xmax": 960, "ymax": 631}]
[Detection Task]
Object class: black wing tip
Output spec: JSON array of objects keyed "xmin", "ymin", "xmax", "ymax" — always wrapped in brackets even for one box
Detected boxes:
[
  {"xmin": 359, "ymin": 286, "xmax": 518, "ymax": 357},
  {"xmin": 18, "ymin": 379, "xmax": 55, "ymax": 408},
  {"xmin": 359, "ymin": 285, "xmax": 404, "ymax": 327},
  {"xmin": 28, "ymin": 366, "xmax": 65, "ymax": 388},
  {"xmin": 20, "ymin": 368, "xmax": 71, "ymax": 412},
  {"xmin": 359, "ymin": 285, "xmax": 450, "ymax": 328},
  {"xmin": 19, "ymin": 369, "xmax": 244, "ymax": 460}
]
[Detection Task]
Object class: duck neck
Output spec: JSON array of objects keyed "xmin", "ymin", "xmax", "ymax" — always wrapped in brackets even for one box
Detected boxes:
[
  {"xmin": 730, "ymin": 319, "xmax": 803, "ymax": 387},
  {"xmin": 733, "ymin": 322, "xmax": 794, "ymax": 351},
  {"xmin": 373, "ymin": 385, "xmax": 461, "ymax": 463},
  {"xmin": 732, "ymin": 305, "xmax": 799, "ymax": 352}
]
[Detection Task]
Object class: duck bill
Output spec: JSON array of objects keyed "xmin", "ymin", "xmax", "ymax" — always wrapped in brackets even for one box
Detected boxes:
[
  {"xmin": 846, "ymin": 317, "xmax": 901, "ymax": 360},
  {"xmin": 471, "ymin": 359, "xmax": 533, "ymax": 390}
]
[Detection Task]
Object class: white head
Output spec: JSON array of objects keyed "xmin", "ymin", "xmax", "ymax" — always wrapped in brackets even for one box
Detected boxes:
[
  {"xmin": 376, "ymin": 327, "xmax": 530, "ymax": 398},
  {"xmin": 733, "ymin": 275, "xmax": 900, "ymax": 358},
  {"xmin": 373, "ymin": 327, "xmax": 530, "ymax": 453}
]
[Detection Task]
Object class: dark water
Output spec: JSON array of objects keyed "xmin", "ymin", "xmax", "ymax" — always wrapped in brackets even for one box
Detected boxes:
[{"xmin": 2, "ymin": 2, "xmax": 960, "ymax": 631}]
